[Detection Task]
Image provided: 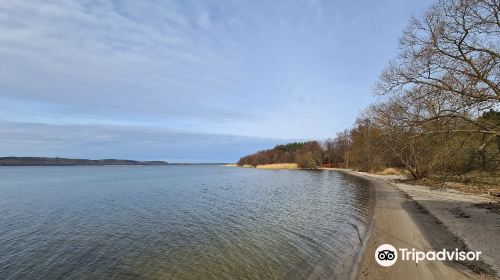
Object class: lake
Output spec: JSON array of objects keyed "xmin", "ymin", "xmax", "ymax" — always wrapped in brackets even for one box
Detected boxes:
[{"xmin": 0, "ymin": 166, "xmax": 374, "ymax": 279}]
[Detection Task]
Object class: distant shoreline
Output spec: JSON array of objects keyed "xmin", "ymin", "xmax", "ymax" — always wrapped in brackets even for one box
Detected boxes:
[
  {"xmin": 0, "ymin": 157, "xmax": 168, "ymax": 166},
  {"xmin": 233, "ymin": 163, "xmax": 300, "ymax": 169}
]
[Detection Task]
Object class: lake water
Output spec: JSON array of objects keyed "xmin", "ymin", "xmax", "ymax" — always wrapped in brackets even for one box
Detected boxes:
[{"xmin": 0, "ymin": 166, "xmax": 374, "ymax": 279}]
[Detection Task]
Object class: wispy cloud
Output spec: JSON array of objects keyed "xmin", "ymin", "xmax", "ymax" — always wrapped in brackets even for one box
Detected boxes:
[
  {"xmin": 0, "ymin": 0, "xmax": 434, "ymax": 160},
  {"xmin": 0, "ymin": 0, "xmax": 245, "ymax": 122},
  {"xmin": 0, "ymin": 121, "xmax": 288, "ymax": 162}
]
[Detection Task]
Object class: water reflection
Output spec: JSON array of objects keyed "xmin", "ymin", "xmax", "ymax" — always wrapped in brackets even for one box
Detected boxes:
[{"xmin": 0, "ymin": 166, "xmax": 374, "ymax": 279}]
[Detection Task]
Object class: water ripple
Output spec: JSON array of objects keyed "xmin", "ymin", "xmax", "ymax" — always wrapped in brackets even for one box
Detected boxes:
[{"xmin": 0, "ymin": 166, "xmax": 374, "ymax": 280}]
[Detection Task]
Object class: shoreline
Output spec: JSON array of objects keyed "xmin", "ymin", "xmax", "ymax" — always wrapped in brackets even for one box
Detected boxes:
[{"xmin": 331, "ymin": 169, "xmax": 499, "ymax": 280}]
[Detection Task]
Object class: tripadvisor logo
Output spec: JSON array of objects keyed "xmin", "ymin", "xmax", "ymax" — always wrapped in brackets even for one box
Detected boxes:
[
  {"xmin": 375, "ymin": 244, "xmax": 481, "ymax": 267},
  {"xmin": 375, "ymin": 244, "xmax": 398, "ymax": 267}
]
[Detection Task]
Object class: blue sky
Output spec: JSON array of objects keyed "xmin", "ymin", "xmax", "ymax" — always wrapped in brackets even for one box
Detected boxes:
[{"xmin": 0, "ymin": 0, "xmax": 433, "ymax": 162}]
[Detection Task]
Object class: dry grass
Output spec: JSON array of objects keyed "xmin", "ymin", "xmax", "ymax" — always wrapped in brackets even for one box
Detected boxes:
[
  {"xmin": 255, "ymin": 163, "xmax": 298, "ymax": 169},
  {"xmin": 410, "ymin": 176, "xmax": 500, "ymax": 197},
  {"xmin": 375, "ymin": 168, "xmax": 499, "ymax": 196},
  {"xmin": 378, "ymin": 167, "xmax": 407, "ymax": 175}
]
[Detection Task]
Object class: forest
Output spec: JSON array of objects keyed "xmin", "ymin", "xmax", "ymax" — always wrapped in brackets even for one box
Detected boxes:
[
  {"xmin": 238, "ymin": 0, "xmax": 499, "ymax": 183},
  {"xmin": 237, "ymin": 142, "xmax": 323, "ymax": 168}
]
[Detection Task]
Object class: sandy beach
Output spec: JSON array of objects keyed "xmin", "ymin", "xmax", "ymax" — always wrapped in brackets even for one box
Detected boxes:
[{"xmin": 334, "ymin": 170, "xmax": 499, "ymax": 280}]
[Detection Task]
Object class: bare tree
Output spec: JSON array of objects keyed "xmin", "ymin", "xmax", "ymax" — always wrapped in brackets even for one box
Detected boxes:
[
  {"xmin": 377, "ymin": 0, "xmax": 499, "ymax": 135},
  {"xmin": 371, "ymin": 0, "xmax": 499, "ymax": 179}
]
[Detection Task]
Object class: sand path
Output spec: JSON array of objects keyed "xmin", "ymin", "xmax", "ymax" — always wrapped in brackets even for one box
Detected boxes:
[{"xmin": 347, "ymin": 172, "xmax": 496, "ymax": 280}]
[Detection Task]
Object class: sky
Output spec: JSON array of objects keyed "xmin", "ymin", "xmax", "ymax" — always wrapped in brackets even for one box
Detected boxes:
[{"xmin": 0, "ymin": 0, "xmax": 434, "ymax": 162}]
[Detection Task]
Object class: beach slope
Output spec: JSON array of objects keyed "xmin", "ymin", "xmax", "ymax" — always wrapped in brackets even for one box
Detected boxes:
[{"xmin": 345, "ymin": 171, "xmax": 497, "ymax": 280}]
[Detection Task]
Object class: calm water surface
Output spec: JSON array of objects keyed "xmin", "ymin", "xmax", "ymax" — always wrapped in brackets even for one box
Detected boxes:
[{"xmin": 0, "ymin": 166, "xmax": 374, "ymax": 279}]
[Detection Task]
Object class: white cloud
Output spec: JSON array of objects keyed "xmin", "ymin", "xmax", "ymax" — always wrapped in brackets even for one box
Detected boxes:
[
  {"xmin": 0, "ymin": 0, "xmax": 245, "ymax": 122},
  {"xmin": 0, "ymin": 121, "xmax": 288, "ymax": 162},
  {"xmin": 0, "ymin": 0, "xmax": 431, "ymax": 144}
]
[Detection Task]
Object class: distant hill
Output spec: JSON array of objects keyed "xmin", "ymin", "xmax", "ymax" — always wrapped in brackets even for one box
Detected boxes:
[{"xmin": 0, "ymin": 157, "xmax": 168, "ymax": 166}]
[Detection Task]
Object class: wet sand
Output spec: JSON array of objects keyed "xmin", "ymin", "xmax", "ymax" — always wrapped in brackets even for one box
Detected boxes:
[{"xmin": 330, "ymin": 170, "xmax": 498, "ymax": 280}]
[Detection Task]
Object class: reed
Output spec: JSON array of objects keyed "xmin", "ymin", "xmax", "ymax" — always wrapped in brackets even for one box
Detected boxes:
[{"xmin": 255, "ymin": 163, "xmax": 298, "ymax": 169}]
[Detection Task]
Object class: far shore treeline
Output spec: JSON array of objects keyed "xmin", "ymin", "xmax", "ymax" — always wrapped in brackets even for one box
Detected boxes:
[
  {"xmin": 238, "ymin": 0, "xmax": 499, "ymax": 184},
  {"xmin": 237, "ymin": 142, "xmax": 323, "ymax": 169}
]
